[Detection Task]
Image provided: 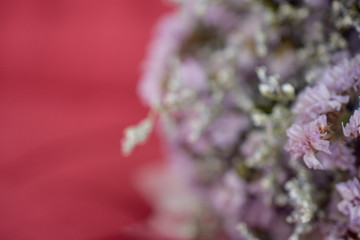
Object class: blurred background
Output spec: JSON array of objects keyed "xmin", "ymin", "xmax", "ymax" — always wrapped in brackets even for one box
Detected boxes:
[{"xmin": 0, "ymin": 0, "xmax": 173, "ymax": 239}]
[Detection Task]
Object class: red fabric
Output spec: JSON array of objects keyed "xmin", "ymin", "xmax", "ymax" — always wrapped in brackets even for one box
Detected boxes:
[{"xmin": 0, "ymin": 1, "xmax": 172, "ymax": 239}]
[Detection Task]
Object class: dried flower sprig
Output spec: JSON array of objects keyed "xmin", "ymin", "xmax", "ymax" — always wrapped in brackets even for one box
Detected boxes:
[{"xmin": 122, "ymin": 111, "xmax": 156, "ymax": 156}]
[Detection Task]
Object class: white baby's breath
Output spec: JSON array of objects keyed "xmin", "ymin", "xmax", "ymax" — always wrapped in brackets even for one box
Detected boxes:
[{"xmin": 122, "ymin": 112, "xmax": 155, "ymax": 156}]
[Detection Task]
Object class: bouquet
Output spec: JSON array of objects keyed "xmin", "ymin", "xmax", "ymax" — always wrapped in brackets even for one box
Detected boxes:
[{"xmin": 123, "ymin": 0, "xmax": 360, "ymax": 239}]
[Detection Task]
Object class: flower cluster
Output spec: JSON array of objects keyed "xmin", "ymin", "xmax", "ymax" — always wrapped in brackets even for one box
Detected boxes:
[
  {"xmin": 285, "ymin": 115, "xmax": 330, "ymax": 169},
  {"xmin": 124, "ymin": 0, "xmax": 360, "ymax": 239},
  {"xmin": 336, "ymin": 178, "xmax": 360, "ymax": 233},
  {"xmin": 343, "ymin": 108, "xmax": 360, "ymax": 138}
]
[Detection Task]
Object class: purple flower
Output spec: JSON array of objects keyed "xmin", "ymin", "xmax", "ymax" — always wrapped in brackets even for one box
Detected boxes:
[
  {"xmin": 343, "ymin": 109, "xmax": 360, "ymax": 138},
  {"xmin": 293, "ymin": 84, "xmax": 349, "ymax": 123},
  {"xmin": 336, "ymin": 178, "xmax": 360, "ymax": 214},
  {"xmin": 179, "ymin": 58, "xmax": 207, "ymax": 91},
  {"xmin": 316, "ymin": 141, "xmax": 356, "ymax": 173},
  {"xmin": 208, "ymin": 113, "xmax": 250, "ymax": 149},
  {"xmin": 210, "ymin": 171, "xmax": 245, "ymax": 218},
  {"xmin": 319, "ymin": 55, "xmax": 360, "ymax": 94},
  {"xmin": 138, "ymin": 12, "xmax": 194, "ymax": 107},
  {"xmin": 285, "ymin": 115, "xmax": 331, "ymax": 169},
  {"xmin": 203, "ymin": 4, "xmax": 240, "ymax": 33},
  {"xmin": 336, "ymin": 178, "xmax": 360, "ymax": 232}
]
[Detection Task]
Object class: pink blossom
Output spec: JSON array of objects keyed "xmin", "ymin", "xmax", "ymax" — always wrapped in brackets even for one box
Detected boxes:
[
  {"xmin": 293, "ymin": 84, "xmax": 349, "ymax": 123},
  {"xmin": 210, "ymin": 171, "xmax": 245, "ymax": 217},
  {"xmin": 336, "ymin": 178, "xmax": 360, "ymax": 232},
  {"xmin": 208, "ymin": 113, "xmax": 250, "ymax": 149},
  {"xmin": 203, "ymin": 4, "xmax": 240, "ymax": 33},
  {"xmin": 317, "ymin": 141, "xmax": 356, "ymax": 173},
  {"xmin": 285, "ymin": 115, "xmax": 331, "ymax": 169},
  {"xmin": 342, "ymin": 109, "xmax": 360, "ymax": 138},
  {"xmin": 138, "ymin": 12, "xmax": 194, "ymax": 107},
  {"xmin": 319, "ymin": 55, "xmax": 360, "ymax": 94},
  {"xmin": 179, "ymin": 58, "xmax": 207, "ymax": 91}
]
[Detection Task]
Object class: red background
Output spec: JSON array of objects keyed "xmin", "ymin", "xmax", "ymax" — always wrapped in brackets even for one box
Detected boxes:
[{"xmin": 0, "ymin": 0, "xmax": 172, "ymax": 239}]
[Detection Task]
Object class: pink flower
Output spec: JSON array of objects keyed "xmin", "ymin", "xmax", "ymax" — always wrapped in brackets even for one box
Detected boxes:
[
  {"xmin": 293, "ymin": 84, "xmax": 349, "ymax": 123},
  {"xmin": 203, "ymin": 4, "xmax": 240, "ymax": 33},
  {"xmin": 342, "ymin": 109, "xmax": 360, "ymax": 138},
  {"xmin": 337, "ymin": 178, "xmax": 360, "ymax": 214},
  {"xmin": 138, "ymin": 12, "xmax": 194, "ymax": 107},
  {"xmin": 210, "ymin": 171, "xmax": 245, "ymax": 217},
  {"xmin": 179, "ymin": 58, "xmax": 207, "ymax": 91},
  {"xmin": 336, "ymin": 178, "xmax": 360, "ymax": 232},
  {"xmin": 285, "ymin": 115, "xmax": 331, "ymax": 169},
  {"xmin": 319, "ymin": 55, "xmax": 360, "ymax": 94},
  {"xmin": 208, "ymin": 113, "xmax": 250, "ymax": 149},
  {"xmin": 316, "ymin": 141, "xmax": 356, "ymax": 173}
]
